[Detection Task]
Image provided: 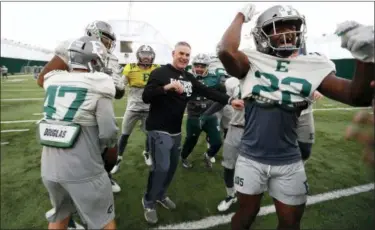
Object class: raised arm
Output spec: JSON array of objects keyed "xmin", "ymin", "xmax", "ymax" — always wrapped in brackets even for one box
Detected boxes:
[
  {"xmin": 318, "ymin": 20, "xmax": 374, "ymax": 106},
  {"xmin": 318, "ymin": 61, "xmax": 374, "ymax": 106},
  {"xmin": 37, "ymin": 40, "xmax": 72, "ymax": 87},
  {"xmin": 218, "ymin": 4, "xmax": 258, "ymax": 79},
  {"xmin": 37, "ymin": 56, "xmax": 68, "ymax": 87}
]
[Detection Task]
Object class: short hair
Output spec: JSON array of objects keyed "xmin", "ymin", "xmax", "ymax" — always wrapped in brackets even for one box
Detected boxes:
[{"xmin": 174, "ymin": 41, "xmax": 191, "ymax": 49}]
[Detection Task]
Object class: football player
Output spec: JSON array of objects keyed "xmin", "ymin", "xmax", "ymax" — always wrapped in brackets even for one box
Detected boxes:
[
  {"xmin": 200, "ymin": 76, "xmax": 244, "ymax": 211},
  {"xmin": 219, "ymin": 4, "xmax": 374, "ymax": 230},
  {"xmin": 37, "ymin": 20, "xmax": 125, "ymax": 100},
  {"xmin": 297, "ymin": 90, "xmax": 323, "ymax": 163},
  {"xmin": 37, "ymin": 20, "xmax": 123, "ymax": 193},
  {"xmin": 296, "ymin": 43, "xmax": 324, "ymax": 163},
  {"xmin": 210, "ymin": 55, "xmax": 234, "ymax": 139},
  {"xmin": 203, "ymin": 88, "xmax": 324, "ymax": 212},
  {"xmin": 112, "ymin": 45, "xmax": 160, "ymax": 173},
  {"xmin": 40, "ymin": 36, "xmax": 118, "ymax": 230},
  {"xmin": 180, "ymin": 53, "xmax": 225, "ymax": 169},
  {"xmin": 203, "ymin": 55, "xmax": 233, "ymax": 164}
]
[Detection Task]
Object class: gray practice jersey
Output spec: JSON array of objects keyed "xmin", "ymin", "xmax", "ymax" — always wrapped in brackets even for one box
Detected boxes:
[
  {"xmin": 300, "ymin": 95, "xmax": 314, "ymax": 115},
  {"xmin": 239, "ymin": 49, "xmax": 335, "ymax": 166},
  {"xmin": 40, "ymin": 70, "xmax": 119, "ymax": 182},
  {"xmin": 225, "ymin": 77, "xmax": 244, "ymax": 126}
]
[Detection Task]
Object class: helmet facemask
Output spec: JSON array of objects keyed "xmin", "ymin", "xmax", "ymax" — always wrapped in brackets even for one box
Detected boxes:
[
  {"xmin": 192, "ymin": 63, "xmax": 209, "ymax": 77},
  {"xmin": 136, "ymin": 45, "xmax": 155, "ymax": 67},
  {"xmin": 191, "ymin": 54, "xmax": 211, "ymax": 77},
  {"xmin": 253, "ymin": 16, "xmax": 306, "ymax": 58},
  {"xmin": 85, "ymin": 21, "xmax": 116, "ymax": 53},
  {"xmin": 100, "ymin": 32, "xmax": 116, "ymax": 53}
]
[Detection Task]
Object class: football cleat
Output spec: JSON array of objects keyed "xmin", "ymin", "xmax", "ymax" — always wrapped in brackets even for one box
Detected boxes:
[
  {"xmin": 143, "ymin": 151, "xmax": 152, "ymax": 166},
  {"xmin": 182, "ymin": 159, "xmax": 193, "ymax": 168},
  {"xmin": 210, "ymin": 156, "xmax": 216, "ymax": 163},
  {"xmin": 111, "ymin": 178, "xmax": 121, "ymax": 193},
  {"xmin": 110, "ymin": 156, "xmax": 122, "ymax": 174},
  {"xmin": 217, "ymin": 196, "xmax": 237, "ymax": 212},
  {"xmin": 204, "ymin": 153, "xmax": 213, "ymax": 168}
]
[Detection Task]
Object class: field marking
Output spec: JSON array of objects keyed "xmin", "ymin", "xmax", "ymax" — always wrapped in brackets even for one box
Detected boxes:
[
  {"xmin": 155, "ymin": 183, "xmax": 374, "ymax": 229},
  {"xmin": 1, "ymin": 142, "xmax": 9, "ymax": 145},
  {"xmin": 1, "ymin": 89, "xmax": 42, "ymax": 92},
  {"xmin": 1, "ymin": 79, "xmax": 28, "ymax": 82},
  {"xmin": 1, "ymin": 107, "xmax": 372, "ymax": 124},
  {"xmin": 1, "ymin": 120, "xmax": 39, "ymax": 124},
  {"xmin": 313, "ymin": 107, "xmax": 371, "ymax": 111},
  {"xmin": 1, "ymin": 129, "xmax": 30, "ymax": 133},
  {"xmin": 1, "ymin": 98, "xmax": 44, "ymax": 102}
]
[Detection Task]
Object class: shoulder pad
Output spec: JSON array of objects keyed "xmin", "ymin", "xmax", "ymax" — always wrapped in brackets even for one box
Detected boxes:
[
  {"xmin": 300, "ymin": 52, "xmax": 336, "ymax": 72},
  {"xmin": 43, "ymin": 70, "xmax": 69, "ymax": 87},
  {"xmin": 84, "ymin": 72, "xmax": 116, "ymax": 98}
]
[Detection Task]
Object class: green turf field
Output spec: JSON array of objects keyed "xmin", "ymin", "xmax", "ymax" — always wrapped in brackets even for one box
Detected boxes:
[{"xmin": 1, "ymin": 75, "xmax": 374, "ymax": 229}]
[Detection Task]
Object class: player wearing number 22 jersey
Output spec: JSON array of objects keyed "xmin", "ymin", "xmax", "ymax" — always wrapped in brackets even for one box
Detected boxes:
[
  {"xmin": 39, "ymin": 36, "xmax": 118, "ymax": 229},
  {"xmin": 112, "ymin": 45, "xmax": 160, "ymax": 174},
  {"xmin": 220, "ymin": 4, "xmax": 373, "ymax": 230}
]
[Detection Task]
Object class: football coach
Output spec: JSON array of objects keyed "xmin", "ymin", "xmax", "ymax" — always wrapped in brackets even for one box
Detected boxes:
[{"xmin": 140, "ymin": 41, "xmax": 244, "ymax": 224}]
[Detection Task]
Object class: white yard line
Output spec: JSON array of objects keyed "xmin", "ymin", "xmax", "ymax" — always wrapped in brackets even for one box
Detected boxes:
[
  {"xmin": 1, "ymin": 142, "xmax": 9, "ymax": 145},
  {"xmin": 1, "ymin": 107, "xmax": 372, "ymax": 124},
  {"xmin": 1, "ymin": 89, "xmax": 42, "ymax": 92},
  {"xmin": 155, "ymin": 183, "xmax": 374, "ymax": 229},
  {"xmin": 1, "ymin": 129, "xmax": 30, "ymax": 133},
  {"xmin": 313, "ymin": 107, "xmax": 371, "ymax": 111},
  {"xmin": 1, "ymin": 98, "xmax": 44, "ymax": 102},
  {"xmin": 1, "ymin": 120, "xmax": 39, "ymax": 124}
]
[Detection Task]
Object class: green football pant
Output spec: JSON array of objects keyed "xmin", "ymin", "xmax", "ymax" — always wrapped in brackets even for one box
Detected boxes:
[{"xmin": 181, "ymin": 116, "xmax": 222, "ymax": 159}]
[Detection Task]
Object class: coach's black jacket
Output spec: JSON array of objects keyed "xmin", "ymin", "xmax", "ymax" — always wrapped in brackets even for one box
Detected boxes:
[{"xmin": 142, "ymin": 64, "xmax": 231, "ymax": 135}]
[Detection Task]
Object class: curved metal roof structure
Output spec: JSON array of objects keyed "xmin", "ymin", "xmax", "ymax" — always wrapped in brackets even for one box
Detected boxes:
[{"xmin": 1, "ymin": 38, "xmax": 53, "ymax": 61}]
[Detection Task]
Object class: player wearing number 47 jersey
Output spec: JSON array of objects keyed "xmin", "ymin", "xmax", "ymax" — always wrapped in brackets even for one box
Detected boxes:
[
  {"xmin": 36, "ymin": 20, "xmax": 123, "ymax": 195},
  {"xmin": 219, "ymin": 3, "xmax": 374, "ymax": 230},
  {"xmin": 112, "ymin": 45, "xmax": 160, "ymax": 174},
  {"xmin": 39, "ymin": 36, "xmax": 118, "ymax": 230}
]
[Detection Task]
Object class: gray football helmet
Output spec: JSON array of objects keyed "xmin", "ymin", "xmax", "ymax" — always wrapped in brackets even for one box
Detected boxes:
[
  {"xmin": 192, "ymin": 53, "xmax": 210, "ymax": 77},
  {"xmin": 85, "ymin": 21, "xmax": 116, "ymax": 53},
  {"xmin": 136, "ymin": 45, "xmax": 156, "ymax": 66},
  {"xmin": 251, "ymin": 5, "xmax": 306, "ymax": 57},
  {"xmin": 67, "ymin": 36, "xmax": 109, "ymax": 73}
]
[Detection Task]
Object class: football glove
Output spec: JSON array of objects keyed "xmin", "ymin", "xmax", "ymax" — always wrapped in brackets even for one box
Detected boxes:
[
  {"xmin": 336, "ymin": 21, "xmax": 374, "ymax": 63},
  {"xmin": 238, "ymin": 3, "xmax": 258, "ymax": 23}
]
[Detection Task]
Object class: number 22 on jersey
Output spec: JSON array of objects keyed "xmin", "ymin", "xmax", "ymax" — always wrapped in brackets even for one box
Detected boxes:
[
  {"xmin": 44, "ymin": 85, "xmax": 88, "ymax": 121},
  {"xmin": 250, "ymin": 60, "xmax": 312, "ymax": 104}
]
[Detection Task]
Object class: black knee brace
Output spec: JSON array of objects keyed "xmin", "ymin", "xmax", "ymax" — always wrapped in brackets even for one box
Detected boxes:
[
  {"xmin": 224, "ymin": 167, "xmax": 235, "ymax": 188},
  {"xmin": 298, "ymin": 141, "xmax": 313, "ymax": 161}
]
